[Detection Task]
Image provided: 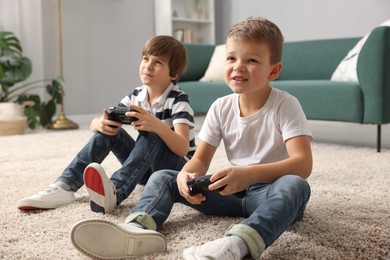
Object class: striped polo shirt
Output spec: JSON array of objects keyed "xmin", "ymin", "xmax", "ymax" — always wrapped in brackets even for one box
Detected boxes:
[{"xmin": 119, "ymin": 84, "xmax": 196, "ymax": 159}]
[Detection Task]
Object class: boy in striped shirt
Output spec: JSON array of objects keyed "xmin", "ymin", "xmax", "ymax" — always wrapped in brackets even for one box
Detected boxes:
[{"xmin": 17, "ymin": 36, "xmax": 196, "ymax": 214}]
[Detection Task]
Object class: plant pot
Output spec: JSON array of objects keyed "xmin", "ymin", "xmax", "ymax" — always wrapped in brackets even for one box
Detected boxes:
[{"xmin": 0, "ymin": 103, "xmax": 28, "ymax": 136}]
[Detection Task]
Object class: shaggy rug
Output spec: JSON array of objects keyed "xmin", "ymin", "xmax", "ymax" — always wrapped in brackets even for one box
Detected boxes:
[{"xmin": 1, "ymin": 123, "xmax": 389, "ymax": 259}]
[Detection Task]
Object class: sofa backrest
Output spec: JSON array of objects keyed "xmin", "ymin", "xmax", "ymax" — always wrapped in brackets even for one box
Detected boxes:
[
  {"xmin": 357, "ymin": 26, "xmax": 390, "ymax": 123},
  {"xmin": 278, "ymin": 37, "xmax": 360, "ymax": 80},
  {"xmin": 180, "ymin": 44, "xmax": 215, "ymax": 82}
]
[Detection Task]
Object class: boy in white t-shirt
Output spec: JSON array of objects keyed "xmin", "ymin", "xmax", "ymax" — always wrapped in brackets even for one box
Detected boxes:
[{"xmin": 70, "ymin": 17, "xmax": 313, "ymax": 259}]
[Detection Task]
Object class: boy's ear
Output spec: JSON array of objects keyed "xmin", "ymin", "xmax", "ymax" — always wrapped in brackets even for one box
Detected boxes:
[
  {"xmin": 268, "ymin": 62, "xmax": 282, "ymax": 81},
  {"xmin": 171, "ymin": 73, "xmax": 179, "ymax": 81}
]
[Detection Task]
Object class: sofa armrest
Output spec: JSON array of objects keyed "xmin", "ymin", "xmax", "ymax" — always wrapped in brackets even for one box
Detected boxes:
[
  {"xmin": 357, "ymin": 26, "xmax": 390, "ymax": 124},
  {"xmin": 180, "ymin": 44, "xmax": 215, "ymax": 82}
]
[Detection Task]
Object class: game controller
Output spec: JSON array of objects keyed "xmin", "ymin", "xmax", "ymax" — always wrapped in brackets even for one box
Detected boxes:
[
  {"xmin": 187, "ymin": 175, "xmax": 246, "ymax": 198},
  {"xmin": 107, "ymin": 106, "xmax": 138, "ymax": 124},
  {"xmin": 107, "ymin": 106, "xmax": 148, "ymax": 136}
]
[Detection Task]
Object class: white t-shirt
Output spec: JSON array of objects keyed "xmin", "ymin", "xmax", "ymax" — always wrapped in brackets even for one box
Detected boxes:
[{"xmin": 198, "ymin": 88, "xmax": 312, "ymax": 166}]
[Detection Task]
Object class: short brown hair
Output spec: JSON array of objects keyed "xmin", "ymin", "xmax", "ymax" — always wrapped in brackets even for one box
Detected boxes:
[
  {"xmin": 227, "ymin": 17, "xmax": 284, "ymax": 64},
  {"xmin": 142, "ymin": 35, "xmax": 187, "ymax": 85}
]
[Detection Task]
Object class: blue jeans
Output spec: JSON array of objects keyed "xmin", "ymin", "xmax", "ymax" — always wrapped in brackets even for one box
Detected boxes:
[
  {"xmin": 56, "ymin": 128, "xmax": 188, "ymax": 204},
  {"xmin": 126, "ymin": 169, "xmax": 311, "ymax": 259}
]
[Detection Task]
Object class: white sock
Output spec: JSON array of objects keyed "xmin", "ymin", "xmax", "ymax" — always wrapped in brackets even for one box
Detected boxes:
[{"xmin": 228, "ymin": 235, "xmax": 249, "ymax": 258}]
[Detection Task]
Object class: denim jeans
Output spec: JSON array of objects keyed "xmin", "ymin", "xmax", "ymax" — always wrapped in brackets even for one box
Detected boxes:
[
  {"xmin": 56, "ymin": 128, "xmax": 188, "ymax": 204},
  {"xmin": 126, "ymin": 169, "xmax": 311, "ymax": 259}
]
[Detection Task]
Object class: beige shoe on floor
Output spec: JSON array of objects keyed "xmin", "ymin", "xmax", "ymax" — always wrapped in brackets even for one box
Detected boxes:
[
  {"xmin": 70, "ymin": 218, "xmax": 166, "ymax": 259},
  {"xmin": 17, "ymin": 184, "xmax": 75, "ymax": 210}
]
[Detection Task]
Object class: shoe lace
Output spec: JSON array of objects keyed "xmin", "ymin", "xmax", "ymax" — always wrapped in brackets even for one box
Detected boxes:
[{"xmin": 37, "ymin": 186, "xmax": 59, "ymax": 195}]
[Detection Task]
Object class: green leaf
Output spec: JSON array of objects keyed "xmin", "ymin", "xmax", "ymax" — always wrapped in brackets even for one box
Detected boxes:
[
  {"xmin": 46, "ymin": 78, "xmax": 63, "ymax": 104},
  {"xmin": 0, "ymin": 32, "xmax": 23, "ymax": 55},
  {"xmin": 40, "ymin": 100, "xmax": 56, "ymax": 127},
  {"xmin": 16, "ymin": 94, "xmax": 42, "ymax": 129},
  {"xmin": 3, "ymin": 57, "xmax": 32, "ymax": 84},
  {"xmin": 24, "ymin": 105, "xmax": 40, "ymax": 129}
]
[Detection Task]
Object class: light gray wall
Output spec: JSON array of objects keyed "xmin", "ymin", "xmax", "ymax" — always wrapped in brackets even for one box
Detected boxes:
[
  {"xmin": 215, "ymin": 0, "xmax": 390, "ymax": 44},
  {"xmin": 42, "ymin": 0, "xmax": 155, "ymax": 116},
  {"xmin": 40, "ymin": 0, "xmax": 389, "ymax": 116}
]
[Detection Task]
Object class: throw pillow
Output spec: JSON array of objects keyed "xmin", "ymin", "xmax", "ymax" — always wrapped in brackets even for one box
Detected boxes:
[
  {"xmin": 200, "ymin": 44, "xmax": 226, "ymax": 82},
  {"xmin": 331, "ymin": 19, "xmax": 390, "ymax": 82}
]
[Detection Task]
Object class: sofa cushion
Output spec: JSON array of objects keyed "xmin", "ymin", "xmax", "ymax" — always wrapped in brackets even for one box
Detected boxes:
[
  {"xmin": 200, "ymin": 44, "xmax": 226, "ymax": 82},
  {"xmin": 271, "ymin": 80, "xmax": 363, "ymax": 122},
  {"xmin": 180, "ymin": 44, "xmax": 215, "ymax": 82},
  {"xmin": 179, "ymin": 81, "xmax": 232, "ymax": 114}
]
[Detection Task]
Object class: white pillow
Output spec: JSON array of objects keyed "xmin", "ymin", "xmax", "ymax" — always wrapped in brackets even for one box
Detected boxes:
[
  {"xmin": 200, "ymin": 44, "xmax": 226, "ymax": 82},
  {"xmin": 331, "ymin": 19, "xmax": 390, "ymax": 82}
]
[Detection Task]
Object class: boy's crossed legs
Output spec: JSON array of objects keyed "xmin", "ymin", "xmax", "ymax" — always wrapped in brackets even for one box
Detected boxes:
[
  {"xmin": 70, "ymin": 169, "xmax": 310, "ymax": 259},
  {"xmin": 17, "ymin": 130, "xmax": 187, "ymax": 214},
  {"xmin": 16, "ymin": 130, "xmax": 134, "ymax": 211}
]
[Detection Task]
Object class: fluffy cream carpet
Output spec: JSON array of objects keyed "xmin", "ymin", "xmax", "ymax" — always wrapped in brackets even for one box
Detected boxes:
[{"xmin": 1, "ymin": 123, "xmax": 389, "ymax": 259}]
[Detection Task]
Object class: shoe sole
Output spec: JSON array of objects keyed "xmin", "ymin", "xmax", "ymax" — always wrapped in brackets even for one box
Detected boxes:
[
  {"xmin": 18, "ymin": 206, "xmax": 50, "ymax": 211},
  {"xmin": 70, "ymin": 219, "xmax": 166, "ymax": 259},
  {"xmin": 17, "ymin": 198, "xmax": 75, "ymax": 211},
  {"xmin": 83, "ymin": 163, "xmax": 113, "ymax": 214}
]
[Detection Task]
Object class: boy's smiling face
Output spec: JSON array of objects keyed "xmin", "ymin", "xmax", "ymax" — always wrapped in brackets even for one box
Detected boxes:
[
  {"xmin": 139, "ymin": 54, "xmax": 176, "ymax": 88},
  {"xmin": 224, "ymin": 38, "xmax": 281, "ymax": 96}
]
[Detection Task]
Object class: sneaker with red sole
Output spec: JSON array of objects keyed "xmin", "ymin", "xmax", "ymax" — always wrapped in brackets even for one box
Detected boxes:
[
  {"xmin": 17, "ymin": 184, "xmax": 75, "ymax": 210},
  {"xmin": 83, "ymin": 163, "xmax": 117, "ymax": 214}
]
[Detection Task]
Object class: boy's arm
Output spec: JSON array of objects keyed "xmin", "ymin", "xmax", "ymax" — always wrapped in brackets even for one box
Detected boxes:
[
  {"xmin": 127, "ymin": 105, "xmax": 190, "ymax": 157},
  {"xmin": 155, "ymin": 122, "xmax": 190, "ymax": 157},
  {"xmin": 177, "ymin": 140, "xmax": 217, "ymax": 204},
  {"xmin": 90, "ymin": 109, "xmax": 122, "ymax": 135},
  {"xmin": 209, "ymin": 135, "xmax": 312, "ymax": 196}
]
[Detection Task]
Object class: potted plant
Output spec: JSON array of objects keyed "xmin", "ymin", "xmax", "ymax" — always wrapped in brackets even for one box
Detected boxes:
[{"xmin": 0, "ymin": 31, "xmax": 63, "ymax": 135}]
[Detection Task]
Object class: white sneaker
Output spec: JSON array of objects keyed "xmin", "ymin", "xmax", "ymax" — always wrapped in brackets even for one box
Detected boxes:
[
  {"xmin": 17, "ymin": 184, "xmax": 75, "ymax": 210},
  {"xmin": 183, "ymin": 237, "xmax": 241, "ymax": 260},
  {"xmin": 83, "ymin": 163, "xmax": 117, "ymax": 214},
  {"xmin": 70, "ymin": 218, "xmax": 166, "ymax": 258}
]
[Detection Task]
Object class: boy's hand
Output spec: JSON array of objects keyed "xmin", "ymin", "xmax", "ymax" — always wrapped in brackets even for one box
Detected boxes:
[
  {"xmin": 126, "ymin": 105, "xmax": 161, "ymax": 133},
  {"xmin": 90, "ymin": 109, "xmax": 122, "ymax": 135},
  {"xmin": 177, "ymin": 170, "xmax": 206, "ymax": 204},
  {"xmin": 208, "ymin": 166, "xmax": 249, "ymax": 196}
]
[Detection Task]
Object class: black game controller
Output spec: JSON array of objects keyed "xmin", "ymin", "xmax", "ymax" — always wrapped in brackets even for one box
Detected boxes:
[
  {"xmin": 187, "ymin": 175, "xmax": 246, "ymax": 198},
  {"xmin": 107, "ymin": 106, "xmax": 138, "ymax": 124},
  {"xmin": 107, "ymin": 106, "xmax": 148, "ymax": 136}
]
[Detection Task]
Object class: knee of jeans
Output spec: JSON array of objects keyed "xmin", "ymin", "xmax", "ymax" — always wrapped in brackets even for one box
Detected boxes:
[
  {"xmin": 91, "ymin": 131, "xmax": 114, "ymax": 142},
  {"xmin": 287, "ymin": 175, "xmax": 311, "ymax": 199},
  {"xmin": 277, "ymin": 175, "xmax": 310, "ymax": 196},
  {"xmin": 139, "ymin": 131, "xmax": 158, "ymax": 141},
  {"xmin": 147, "ymin": 131, "xmax": 158, "ymax": 139},
  {"xmin": 91, "ymin": 131, "xmax": 104, "ymax": 140},
  {"xmin": 282, "ymin": 175, "xmax": 308, "ymax": 188},
  {"xmin": 148, "ymin": 169, "xmax": 178, "ymax": 184}
]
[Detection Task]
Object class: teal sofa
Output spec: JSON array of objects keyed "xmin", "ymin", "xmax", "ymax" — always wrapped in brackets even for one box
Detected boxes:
[{"xmin": 179, "ymin": 26, "xmax": 390, "ymax": 152}]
